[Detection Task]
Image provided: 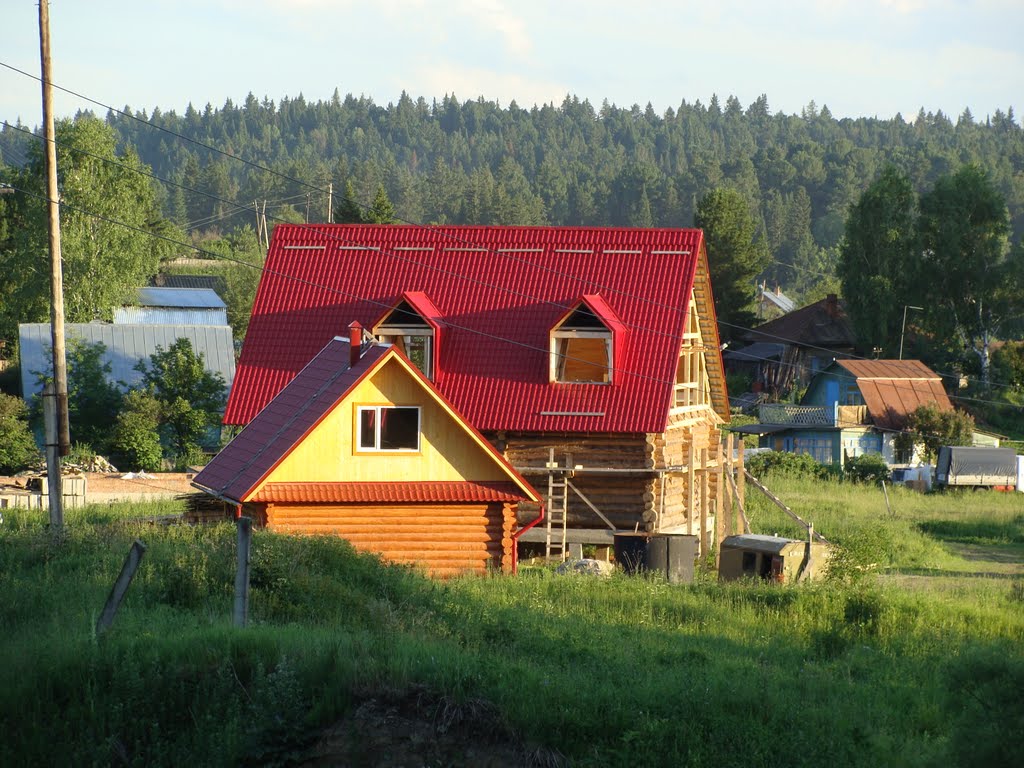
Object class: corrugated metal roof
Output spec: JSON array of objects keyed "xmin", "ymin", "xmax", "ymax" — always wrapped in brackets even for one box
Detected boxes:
[
  {"xmin": 250, "ymin": 480, "xmax": 529, "ymax": 503},
  {"xmin": 194, "ymin": 338, "xmax": 540, "ymax": 504},
  {"xmin": 151, "ymin": 273, "xmax": 227, "ymax": 294},
  {"xmin": 18, "ymin": 323, "xmax": 236, "ymax": 400},
  {"xmin": 114, "ymin": 307, "xmax": 228, "ymax": 326},
  {"xmin": 226, "ymin": 225, "xmax": 723, "ymax": 433},
  {"xmin": 833, "ymin": 359, "xmax": 953, "ymax": 431},
  {"xmin": 135, "ymin": 287, "xmax": 226, "ymax": 309},
  {"xmin": 759, "ymin": 287, "xmax": 796, "ymax": 314}
]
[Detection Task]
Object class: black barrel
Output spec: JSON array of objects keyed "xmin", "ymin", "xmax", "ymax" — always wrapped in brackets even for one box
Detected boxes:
[{"xmin": 613, "ymin": 532, "xmax": 698, "ymax": 583}]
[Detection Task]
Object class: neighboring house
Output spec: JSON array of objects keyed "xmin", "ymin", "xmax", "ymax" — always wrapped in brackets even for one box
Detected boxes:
[
  {"xmin": 739, "ymin": 294, "xmax": 857, "ymax": 396},
  {"xmin": 733, "ymin": 359, "xmax": 953, "ymax": 466},
  {"xmin": 756, "ymin": 283, "xmax": 795, "ymax": 322},
  {"xmin": 151, "ymin": 272, "xmax": 228, "ymax": 296},
  {"xmin": 193, "ymin": 329, "xmax": 542, "ymax": 577},
  {"xmin": 18, "ymin": 323, "xmax": 236, "ymax": 402},
  {"xmin": 224, "ymin": 225, "xmax": 730, "ymax": 553},
  {"xmin": 114, "ymin": 287, "xmax": 228, "ymax": 326}
]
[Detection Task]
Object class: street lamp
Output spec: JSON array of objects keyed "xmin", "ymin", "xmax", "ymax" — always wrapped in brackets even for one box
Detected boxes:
[{"xmin": 899, "ymin": 305, "xmax": 923, "ymax": 360}]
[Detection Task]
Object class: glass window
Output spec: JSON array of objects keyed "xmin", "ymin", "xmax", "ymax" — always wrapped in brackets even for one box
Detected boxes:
[{"xmin": 356, "ymin": 406, "xmax": 420, "ymax": 452}]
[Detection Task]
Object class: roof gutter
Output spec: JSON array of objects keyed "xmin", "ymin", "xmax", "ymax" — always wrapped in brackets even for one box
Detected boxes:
[{"xmin": 511, "ymin": 503, "xmax": 545, "ymax": 575}]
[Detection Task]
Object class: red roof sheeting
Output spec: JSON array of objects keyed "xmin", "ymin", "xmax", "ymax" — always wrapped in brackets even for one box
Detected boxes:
[
  {"xmin": 250, "ymin": 481, "xmax": 530, "ymax": 503},
  {"xmin": 226, "ymin": 225, "xmax": 713, "ymax": 434}
]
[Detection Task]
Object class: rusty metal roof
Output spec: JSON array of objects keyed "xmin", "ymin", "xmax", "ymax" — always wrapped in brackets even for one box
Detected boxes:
[
  {"xmin": 834, "ymin": 359, "xmax": 953, "ymax": 430},
  {"xmin": 224, "ymin": 225, "xmax": 727, "ymax": 432}
]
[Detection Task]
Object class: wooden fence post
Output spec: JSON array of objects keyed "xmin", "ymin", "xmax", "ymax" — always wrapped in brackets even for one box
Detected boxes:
[
  {"xmin": 234, "ymin": 517, "xmax": 253, "ymax": 628},
  {"xmin": 96, "ymin": 539, "xmax": 146, "ymax": 635}
]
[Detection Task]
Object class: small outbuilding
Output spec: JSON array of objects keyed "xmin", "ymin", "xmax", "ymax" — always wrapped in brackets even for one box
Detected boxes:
[
  {"xmin": 192, "ymin": 327, "xmax": 542, "ymax": 577},
  {"xmin": 719, "ymin": 534, "xmax": 832, "ymax": 583}
]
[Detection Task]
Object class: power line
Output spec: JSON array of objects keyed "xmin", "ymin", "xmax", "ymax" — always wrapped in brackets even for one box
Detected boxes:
[
  {"xmin": 6, "ymin": 177, "xmax": 1021, "ymax": 438},
  {"xmin": 1, "ymin": 70, "xmax": 1020, "ymax": 409}
]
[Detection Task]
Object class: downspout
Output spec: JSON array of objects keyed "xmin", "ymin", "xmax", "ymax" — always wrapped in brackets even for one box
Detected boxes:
[{"xmin": 511, "ymin": 504, "xmax": 545, "ymax": 575}]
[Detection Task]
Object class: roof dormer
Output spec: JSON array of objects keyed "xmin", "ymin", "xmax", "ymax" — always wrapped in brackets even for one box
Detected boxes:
[
  {"xmin": 549, "ymin": 294, "xmax": 624, "ymax": 385},
  {"xmin": 372, "ymin": 291, "xmax": 442, "ymax": 381}
]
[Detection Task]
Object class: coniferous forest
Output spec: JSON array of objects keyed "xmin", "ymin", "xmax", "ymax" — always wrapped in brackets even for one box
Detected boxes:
[{"xmin": 3, "ymin": 91, "xmax": 1021, "ymax": 306}]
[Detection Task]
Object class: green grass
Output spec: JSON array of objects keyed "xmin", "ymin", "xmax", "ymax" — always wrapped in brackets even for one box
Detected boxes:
[{"xmin": 1, "ymin": 494, "xmax": 1023, "ymax": 767}]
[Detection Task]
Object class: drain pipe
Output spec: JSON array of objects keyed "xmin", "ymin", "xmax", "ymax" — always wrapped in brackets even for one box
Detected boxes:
[{"xmin": 511, "ymin": 504, "xmax": 545, "ymax": 574}]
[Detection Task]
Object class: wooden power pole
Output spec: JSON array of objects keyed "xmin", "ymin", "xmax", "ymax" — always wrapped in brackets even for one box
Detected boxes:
[{"xmin": 39, "ymin": 0, "xmax": 70, "ymax": 529}]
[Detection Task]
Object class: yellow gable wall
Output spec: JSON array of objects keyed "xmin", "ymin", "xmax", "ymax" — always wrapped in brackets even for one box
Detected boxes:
[{"xmin": 263, "ymin": 356, "xmax": 513, "ymax": 485}]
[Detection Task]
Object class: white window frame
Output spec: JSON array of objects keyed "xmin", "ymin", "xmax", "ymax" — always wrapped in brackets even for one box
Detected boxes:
[{"xmin": 355, "ymin": 405, "xmax": 421, "ymax": 452}]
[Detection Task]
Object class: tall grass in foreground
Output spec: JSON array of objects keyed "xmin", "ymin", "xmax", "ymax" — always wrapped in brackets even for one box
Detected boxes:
[{"xmin": 1, "ymin": 499, "xmax": 1022, "ymax": 766}]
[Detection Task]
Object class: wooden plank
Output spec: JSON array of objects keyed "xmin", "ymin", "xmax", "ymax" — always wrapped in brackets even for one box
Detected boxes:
[
  {"xmin": 686, "ymin": 444, "xmax": 695, "ymax": 536},
  {"xmin": 700, "ymin": 448, "xmax": 709, "ymax": 555}
]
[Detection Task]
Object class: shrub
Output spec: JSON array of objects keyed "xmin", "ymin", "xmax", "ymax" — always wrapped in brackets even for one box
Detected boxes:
[
  {"xmin": 746, "ymin": 450, "xmax": 835, "ymax": 480},
  {"xmin": 0, "ymin": 393, "xmax": 40, "ymax": 473},
  {"xmin": 110, "ymin": 390, "xmax": 163, "ymax": 472},
  {"xmin": 844, "ymin": 453, "xmax": 891, "ymax": 484}
]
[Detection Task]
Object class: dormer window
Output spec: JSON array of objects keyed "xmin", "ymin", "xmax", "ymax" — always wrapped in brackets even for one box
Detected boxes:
[
  {"xmin": 373, "ymin": 293, "xmax": 441, "ymax": 381},
  {"xmin": 549, "ymin": 296, "xmax": 623, "ymax": 385}
]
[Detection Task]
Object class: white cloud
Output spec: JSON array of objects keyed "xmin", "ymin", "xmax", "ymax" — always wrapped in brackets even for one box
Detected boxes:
[
  {"xmin": 415, "ymin": 61, "xmax": 566, "ymax": 106},
  {"xmin": 456, "ymin": 0, "xmax": 532, "ymax": 58}
]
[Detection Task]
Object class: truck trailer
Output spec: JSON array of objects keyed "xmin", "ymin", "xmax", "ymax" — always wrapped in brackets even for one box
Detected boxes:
[{"xmin": 935, "ymin": 446, "xmax": 1019, "ymax": 490}]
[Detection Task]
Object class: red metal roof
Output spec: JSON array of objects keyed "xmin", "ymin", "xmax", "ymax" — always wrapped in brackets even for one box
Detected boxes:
[
  {"xmin": 226, "ymin": 225, "xmax": 718, "ymax": 433},
  {"xmin": 250, "ymin": 480, "xmax": 530, "ymax": 503},
  {"xmin": 835, "ymin": 359, "xmax": 953, "ymax": 431}
]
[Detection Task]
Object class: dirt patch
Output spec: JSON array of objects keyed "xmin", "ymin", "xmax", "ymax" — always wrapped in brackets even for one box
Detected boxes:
[
  {"xmin": 882, "ymin": 541, "xmax": 1024, "ymax": 591},
  {"xmin": 949, "ymin": 542, "xmax": 1024, "ymax": 571},
  {"xmin": 297, "ymin": 686, "xmax": 564, "ymax": 768}
]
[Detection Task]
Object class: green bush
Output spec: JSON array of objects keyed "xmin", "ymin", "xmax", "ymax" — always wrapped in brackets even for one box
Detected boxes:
[
  {"xmin": 0, "ymin": 393, "xmax": 39, "ymax": 473},
  {"xmin": 746, "ymin": 450, "xmax": 835, "ymax": 480},
  {"xmin": 110, "ymin": 390, "xmax": 163, "ymax": 472},
  {"xmin": 844, "ymin": 453, "xmax": 891, "ymax": 484}
]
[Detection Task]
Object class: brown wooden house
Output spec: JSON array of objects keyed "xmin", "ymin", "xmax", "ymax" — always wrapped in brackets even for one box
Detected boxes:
[
  {"xmin": 194, "ymin": 328, "xmax": 542, "ymax": 577},
  {"xmin": 223, "ymin": 226, "xmax": 731, "ymax": 557}
]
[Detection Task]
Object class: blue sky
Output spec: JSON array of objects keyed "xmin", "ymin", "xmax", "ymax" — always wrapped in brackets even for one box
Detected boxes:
[{"xmin": 2, "ymin": 0, "xmax": 1021, "ymax": 126}]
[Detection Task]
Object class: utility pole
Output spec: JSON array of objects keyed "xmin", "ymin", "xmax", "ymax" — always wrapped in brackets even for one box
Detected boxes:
[{"xmin": 39, "ymin": 0, "xmax": 68, "ymax": 530}]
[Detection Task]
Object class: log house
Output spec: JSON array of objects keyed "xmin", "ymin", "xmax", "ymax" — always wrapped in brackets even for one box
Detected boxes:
[{"xmin": 224, "ymin": 226, "xmax": 730, "ymax": 559}]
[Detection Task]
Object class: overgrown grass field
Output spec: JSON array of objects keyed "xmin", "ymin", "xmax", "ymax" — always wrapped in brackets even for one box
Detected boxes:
[{"xmin": 1, "ymin": 482, "xmax": 1022, "ymax": 766}]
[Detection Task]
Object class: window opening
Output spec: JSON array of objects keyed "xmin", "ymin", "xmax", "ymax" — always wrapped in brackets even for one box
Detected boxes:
[
  {"xmin": 375, "ymin": 300, "xmax": 434, "ymax": 380},
  {"xmin": 551, "ymin": 304, "xmax": 612, "ymax": 384},
  {"xmin": 357, "ymin": 406, "xmax": 420, "ymax": 452}
]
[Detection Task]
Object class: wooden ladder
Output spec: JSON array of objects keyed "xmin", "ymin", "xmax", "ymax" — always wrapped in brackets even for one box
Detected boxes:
[{"xmin": 545, "ymin": 449, "xmax": 569, "ymax": 561}]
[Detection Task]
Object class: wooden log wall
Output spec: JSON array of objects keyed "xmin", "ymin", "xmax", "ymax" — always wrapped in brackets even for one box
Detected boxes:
[
  {"xmin": 499, "ymin": 431, "xmax": 657, "ymax": 530},
  {"xmin": 496, "ymin": 423, "xmax": 728, "ymax": 536},
  {"xmin": 261, "ymin": 502, "xmax": 515, "ymax": 577},
  {"xmin": 648, "ymin": 413, "xmax": 723, "ymax": 532}
]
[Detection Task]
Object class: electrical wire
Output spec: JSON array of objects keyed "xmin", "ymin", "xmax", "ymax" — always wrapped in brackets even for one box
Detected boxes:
[
  {"xmin": 5, "ymin": 117, "xmax": 1019, "ymax": 409},
  {"xmin": 6, "ymin": 175, "xmax": 1020, "ymax": 461},
  {"xmin": 1, "ymin": 69, "xmax": 1021, "ymax": 417}
]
